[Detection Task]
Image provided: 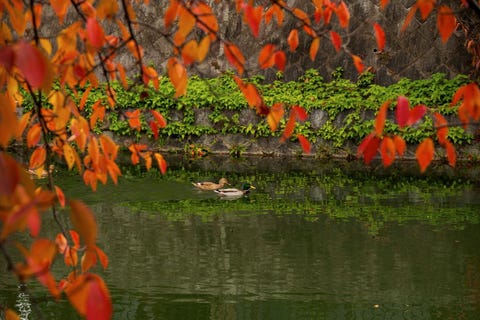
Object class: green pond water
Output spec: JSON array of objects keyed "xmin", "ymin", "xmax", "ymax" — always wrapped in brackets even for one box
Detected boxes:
[{"xmin": 1, "ymin": 157, "xmax": 480, "ymax": 319}]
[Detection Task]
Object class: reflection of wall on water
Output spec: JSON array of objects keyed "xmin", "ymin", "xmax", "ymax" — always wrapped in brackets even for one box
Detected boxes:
[{"xmin": 15, "ymin": 284, "xmax": 32, "ymax": 320}]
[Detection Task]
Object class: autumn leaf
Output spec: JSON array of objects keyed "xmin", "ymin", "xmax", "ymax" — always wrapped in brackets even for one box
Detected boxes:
[
  {"xmin": 445, "ymin": 140, "xmax": 456, "ymax": 167},
  {"xmin": 69, "ymin": 200, "xmax": 97, "ymax": 247},
  {"xmin": 416, "ymin": 138, "xmax": 434, "ymax": 173},
  {"xmin": 281, "ymin": 111, "xmax": 296, "ymax": 142},
  {"xmin": 243, "ymin": 4, "xmax": 263, "ymax": 38},
  {"xmin": 288, "ymin": 29, "xmax": 299, "ymax": 52},
  {"xmin": 292, "ymin": 105, "xmax": 308, "ymax": 121},
  {"xmin": 407, "ymin": 104, "xmax": 427, "ymax": 125},
  {"xmin": 433, "ymin": 112, "xmax": 448, "ymax": 145},
  {"xmin": 0, "ymin": 92, "xmax": 18, "ymax": 148},
  {"xmin": 401, "ymin": 4, "xmax": 417, "ymax": 32},
  {"xmin": 167, "ymin": 58, "xmax": 188, "ymax": 97},
  {"xmin": 86, "ymin": 18, "xmax": 105, "ymax": 49},
  {"xmin": 335, "ymin": 1, "xmax": 350, "ymax": 28},
  {"xmin": 393, "ymin": 135, "xmax": 406, "ymax": 156},
  {"xmin": 5, "ymin": 309, "xmax": 20, "ymax": 320},
  {"xmin": 267, "ymin": 103, "xmax": 284, "ymax": 132},
  {"xmin": 14, "ymin": 40, "xmax": 52, "ymax": 89},
  {"xmin": 55, "ymin": 185, "xmax": 66, "ymax": 208},
  {"xmin": 380, "ymin": 136, "xmax": 395, "ymax": 167},
  {"xmin": 373, "ymin": 23, "xmax": 385, "ymax": 51},
  {"xmin": 192, "ymin": 2, "xmax": 219, "ymax": 40},
  {"xmin": 297, "ymin": 134, "xmax": 311, "ymax": 154},
  {"xmin": 63, "ymin": 144, "xmax": 77, "ymax": 170},
  {"xmin": 274, "ymin": 51, "xmax": 286, "ymax": 71},
  {"xmin": 258, "ymin": 44, "xmax": 276, "ymax": 69},
  {"xmin": 437, "ymin": 5, "xmax": 456, "ymax": 43},
  {"xmin": 395, "ymin": 96, "xmax": 410, "ymax": 128},
  {"xmin": 375, "ymin": 100, "xmax": 390, "ymax": 136},
  {"xmin": 224, "ymin": 43, "xmax": 245, "ymax": 75},
  {"xmin": 330, "ymin": 31, "xmax": 342, "ymax": 52},
  {"xmin": 380, "ymin": 0, "xmax": 389, "ymax": 10},
  {"xmin": 351, "ymin": 54, "xmax": 364, "ymax": 73},
  {"xmin": 309, "ymin": 37, "xmax": 320, "ymax": 61},
  {"xmin": 358, "ymin": 133, "xmax": 380, "ymax": 164},
  {"xmin": 29, "ymin": 146, "xmax": 46, "ymax": 171},
  {"xmin": 417, "ymin": 0, "xmax": 435, "ymax": 20},
  {"xmin": 125, "ymin": 109, "xmax": 142, "ymax": 131},
  {"xmin": 154, "ymin": 153, "xmax": 168, "ymax": 174}
]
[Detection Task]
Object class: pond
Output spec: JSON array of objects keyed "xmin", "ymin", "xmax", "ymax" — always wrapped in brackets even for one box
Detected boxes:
[{"xmin": 1, "ymin": 157, "xmax": 480, "ymax": 319}]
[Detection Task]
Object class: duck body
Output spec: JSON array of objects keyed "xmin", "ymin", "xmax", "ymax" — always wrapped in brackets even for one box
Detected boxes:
[
  {"xmin": 214, "ymin": 183, "xmax": 255, "ymax": 198},
  {"xmin": 192, "ymin": 178, "xmax": 229, "ymax": 191}
]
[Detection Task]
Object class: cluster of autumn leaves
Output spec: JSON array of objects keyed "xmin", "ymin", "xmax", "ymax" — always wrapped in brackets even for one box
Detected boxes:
[{"xmin": 0, "ymin": 0, "xmax": 479, "ymax": 319}]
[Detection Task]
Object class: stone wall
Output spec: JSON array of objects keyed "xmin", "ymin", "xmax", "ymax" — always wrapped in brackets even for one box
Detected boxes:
[{"xmin": 130, "ymin": 0, "xmax": 477, "ymax": 85}]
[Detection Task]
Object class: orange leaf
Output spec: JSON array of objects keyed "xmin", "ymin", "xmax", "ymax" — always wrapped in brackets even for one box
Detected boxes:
[
  {"xmin": 5, "ymin": 309, "xmax": 20, "ymax": 320},
  {"xmin": 174, "ymin": 6, "xmax": 195, "ymax": 45},
  {"xmin": 375, "ymin": 100, "xmax": 390, "ymax": 136},
  {"xmin": 393, "ymin": 135, "xmax": 406, "ymax": 156},
  {"xmin": 29, "ymin": 146, "xmax": 46, "ymax": 171},
  {"xmin": 445, "ymin": 140, "xmax": 456, "ymax": 167},
  {"xmin": 297, "ymin": 134, "xmax": 311, "ymax": 154},
  {"xmin": 351, "ymin": 54, "xmax": 364, "ymax": 73},
  {"xmin": 407, "ymin": 104, "xmax": 427, "ymax": 125},
  {"xmin": 0, "ymin": 92, "xmax": 18, "ymax": 148},
  {"xmin": 373, "ymin": 23, "xmax": 386, "ymax": 51},
  {"xmin": 380, "ymin": 136, "xmax": 395, "ymax": 167},
  {"xmin": 55, "ymin": 185, "xmax": 66, "ymax": 208},
  {"xmin": 0, "ymin": 152, "xmax": 21, "ymax": 196},
  {"xmin": 86, "ymin": 18, "xmax": 105, "ymax": 49},
  {"xmin": 233, "ymin": 76, "xmax": 265, "ymax": 113},
  {"xmin": 224, "ymin": 43, "xmax": 245, "ymax": 75},
  {"xmin": 401, "ymin": 4, "xmax": 417, "ymax": 32},
  {"xmin": 330, "ymin": 31, "xmax": 342, "ymax": 52},
  {"xmin": 267, "ymin": 103, "xmax": 284, "ymax": 131},
  {"xmin": 433, "ymin": 112, "xmax": 448, "ymax": 145},
  {"xmin": 192, "ymin": 2, "xmax": 219, "ymax": 40},
  {"xmin": 150, "ymin": 110, "xmax": 167, "ymax": 128},
  {"xmin": 288, "ymin": 29, "xmax": 299, "ymax": 52},
  {"xmin": 258, "ymin": 44, "xmax": 276, "ymax": 69},
  {"xmin": 197, "ymin": 36, "xmax": 210, "ymax": 62},
  {"xmin": 164, "ymin": 0, "xmax": 179, "ymax": 29},
  {"xmin": 281, "ymin": 112, "xmax": 296, "ymax": 142},
  {"xmin": 358, "ymin": 133, "xmax": 380, "ymax": 164},
  {"xmin": 125, "ymin": 109, "xmax": 142, "ymax": 131},
  {"xmin": 416, "ymin": 138, "xmax": 434, "ymax": 173},
  {"xmin": 154, "ymin": 153, "xmax": 168, "ymax": 174},
  {"xmin": 437, "ymin": 5, "xmax": 456, "ymax": 43},
  {"xmin": 309, "ymin": 38, "xmax": 320, "ymax": 61},
  {"xmin": 69, "ymin": 200, "xmax": 97, "ymax": 247},
  {"xmin": 335, "ymin": 1, "xmax": 350, "ymax": 28},
  {"xmin": 167, "ymin": 58, "xmax": 188, "ymax": 97},
  {"xmin": 380, "ymin": 0, "xmax": 389, "ymax": 10}
]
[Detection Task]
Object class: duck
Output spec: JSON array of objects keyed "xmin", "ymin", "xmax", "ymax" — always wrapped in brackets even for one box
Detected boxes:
[
  {"xmin": 192, "ymin": 177, "xmax": 229, "ymax": 191},
  {"xmin": 214, "ymin": 183, "xmax": 256, "ymax": 198}
]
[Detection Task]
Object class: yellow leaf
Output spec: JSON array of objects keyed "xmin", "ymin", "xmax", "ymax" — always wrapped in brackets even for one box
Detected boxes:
[{"xmin": 63, "ymin": 144, "xmax": 76, "ymax": 170}]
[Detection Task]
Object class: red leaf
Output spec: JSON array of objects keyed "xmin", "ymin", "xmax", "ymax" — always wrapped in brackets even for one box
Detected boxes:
[
  {"xmin": 55, "ymin": 185, "xmax": 66, "ymax": 208},
  {"xmin": 418, "ymin": 0, "xmax": 435, "ymax": 20},
  {"xmin": 330, "ymin": 31, "xmax": 342, "ymax": 52},
  {"xmin": 14, "ymin": 40, "xmax": 50, "ymax": 89},
  {"xmin": 407, "ymin": 104, "xmax": 427, "ymax": 125},
  {"xmin": 433, "ymin": 112, "xmax": 448, "ymax": 145},
  {"xmin": 297, "ymin": 134, "xmax": 311, "ymax": 154},
  {"xmin": 445, "ymin": 140, "xmax": 456, "ymax": 167},
  {"xmin": 86, "ymin": 18, "xmax": 105, "ymax": 49},
  {"xmin": 380, "ymin": 136, "xmax": 395, "ymax": 167},
  {"xmin": 437, "ymin": 5, "xmax": 456, "ymax": 43},
  {"xmin": 416, "ymin": 138, "xmax": 434, "ymax": 173},
  {"xmin": 292, "ymin": 105, "xmax": 308, "ymax": 121},
  {"xmin": 0, "ymin": 46, "xmax": 15, "ymax": 71},
  {"xmin": 357, "ymin": 133, "xmax": 380, "ymax": 165},
  {"xmin": 287, "ymin": 29, "xmax": 299, "ymax": 52},
  {"xmin": 373, "ymin": 23, "xmax": 386, "ymax": 51},
  {"xmin": 150, "ymin": 110, "xmax": 167, "ymax": 128},
  {"xmin": 243, "ymin": 4, "xmax": 263, "ymax": 37},
  {"xmin": 274, "ymin": 51, "xmax": 286, "ymax": 71},
  {"xmin": 395, "ymin": 96, "xmax": 410, "ymax": 128},
  {"xmin": 375, "ymin": 100, "xmax": 389, "ymax": 136},
  {"xmin": 380, "ymin": 0, "xmax": 389, "ymax": 10},
  {"xmin": 86, "ymin": 275, "xmax": 112, "ymax": 320},
  {"xmin": 149, "ymin": 121, "xmax": 159, "ymax": 140}
]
